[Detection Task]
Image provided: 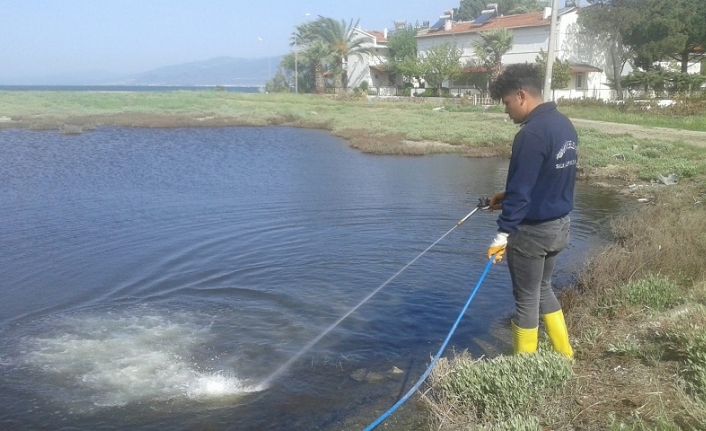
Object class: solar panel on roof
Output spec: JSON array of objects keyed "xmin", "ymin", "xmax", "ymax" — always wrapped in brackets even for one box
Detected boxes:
[
  {"xmin": 430, "ymin": 19, "xmax": 445, "ymax": 30},
  {"xmin": 473, "ymin": 12, "xmax": 494, "ymax": 25}
]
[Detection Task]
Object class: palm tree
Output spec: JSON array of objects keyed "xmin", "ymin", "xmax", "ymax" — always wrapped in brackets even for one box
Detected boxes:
[
  {"xmin": 302, "ymin": 40, "xmax": 333, "ymax": 94},
  {"xmin": 305, "ymin": 17, "xmax": 377, "ymax": 92},
  {"xmin": 473, "ymin": 28, "xmax": 514, "ymax": 83}
]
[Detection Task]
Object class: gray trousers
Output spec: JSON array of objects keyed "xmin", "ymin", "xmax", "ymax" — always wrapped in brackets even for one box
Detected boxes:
[{"xmin": 506, "ymin": 216, "xmax": 570, "ymax": 329}]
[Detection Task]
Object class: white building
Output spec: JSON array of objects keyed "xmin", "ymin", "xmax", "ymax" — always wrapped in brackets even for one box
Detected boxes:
[
  {"xmin": 416, "ymin": 5, "xmax": 619, "ymax": 100},
  {"xmin": 346, "ymin": 28, "xmax": 404, "ymax": 96}
]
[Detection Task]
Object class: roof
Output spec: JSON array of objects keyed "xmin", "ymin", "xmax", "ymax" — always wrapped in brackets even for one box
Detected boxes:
[
  {"xmin": 571, "ymin": 63, "xmax": 602, "ymax": 73},
  {"xmin": 365, "ymin": 30, "xmax": 388, "ymax": 44},
  {"xmin": 354, "ymin": 28, "xmax": 388, "ymax": 45},
  {"xmin": 370, "ymin": 64, "xmax": 390, "ymax": 72},
  {"xmin": 417, "ymin": 7, "xmax": 576, "ymax": 38}
]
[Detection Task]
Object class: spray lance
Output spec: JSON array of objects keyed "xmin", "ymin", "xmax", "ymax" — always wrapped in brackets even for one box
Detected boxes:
[{"xmin": 457, "ymin": 197, "xmax": 491, "ymax": 226}]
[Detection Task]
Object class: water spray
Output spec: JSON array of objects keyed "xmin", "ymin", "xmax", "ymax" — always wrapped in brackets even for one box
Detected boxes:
[{"xmin": 260, "ymin": 201, "xmax": 489, "ymax": 388}]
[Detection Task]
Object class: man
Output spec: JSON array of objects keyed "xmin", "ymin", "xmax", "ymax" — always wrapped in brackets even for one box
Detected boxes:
[{"xmin": 486, "ymin": 63, "xmax": 577, "ymax": 359}]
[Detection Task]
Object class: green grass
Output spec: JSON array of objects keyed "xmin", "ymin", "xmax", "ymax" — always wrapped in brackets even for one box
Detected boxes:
[
  {"xmin": 659, "ymin": 304, "xmax": 706, "ymax": 401},
  {"xmin": 577, "ymin": 127, "xmax": 706, "ymax": 181},
  {"xmin": 623, "ymin": 275, "xmax": 681, "ymax": 311},
  {"xmin": 476, "ymin": 415, "xmax": 542, "ymax": 431},
  {"xmin": 0, "ymin": 91, "xmax": 521, "ymax": 155},
  {"xmin": 430, "ymin": 351, "xmax": 572, "ymax": 421},
  {"xmin": 560, "ymin": 103, "xmax": 706, "ymax": 132}
]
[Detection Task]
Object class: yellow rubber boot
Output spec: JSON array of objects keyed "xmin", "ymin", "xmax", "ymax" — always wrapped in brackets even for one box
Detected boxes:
[
  {"xmin": 542, "ymin": 310, "xmax": 574, "ymax": 360},
  {"xmin": 512, "ymin": 320, "xmax": 538, "ymax": 355}
]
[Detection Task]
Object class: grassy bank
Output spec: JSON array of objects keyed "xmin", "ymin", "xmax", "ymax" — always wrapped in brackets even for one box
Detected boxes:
[
  {"xmin": 2, "ymin": 91, "xmax": 706, "ymax": 185},
  {"xmin": 423, "ymin": 186, "xmax": 706, "ymax": 430},
  {"xmin": 558, "ymin": 97, "xmax": 706, "ymax": 132},
  {"xmin": 2, "ymin": 91, "xmax": 706, "ymax": 429},
  {"xmin": 0, "ymin": 92, "xmax": 514, "ymax": 157}
]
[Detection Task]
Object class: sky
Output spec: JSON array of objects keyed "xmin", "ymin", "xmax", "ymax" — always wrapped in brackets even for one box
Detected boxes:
[{"xmin": 0, "ymin": 0, "xmax": 575, "ymax": 81}]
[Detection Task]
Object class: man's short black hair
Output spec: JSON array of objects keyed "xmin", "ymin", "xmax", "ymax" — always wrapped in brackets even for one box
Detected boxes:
[{"xmin": 489, "ymin": 63, "xmax": 543, "ymax": 100}]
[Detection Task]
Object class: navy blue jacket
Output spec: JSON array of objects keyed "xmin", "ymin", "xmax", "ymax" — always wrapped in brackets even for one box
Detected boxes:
[{"xmin": 497, "ymin": 102, "xmax": 578, "ymax": 233}]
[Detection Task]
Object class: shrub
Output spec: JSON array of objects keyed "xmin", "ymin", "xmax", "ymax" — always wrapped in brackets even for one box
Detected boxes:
[
  {"xmin": 433, "ymin": 351, "xmax": 572, "ymax": 420},
  {"xmin": 660, "ymin": 305, "xmax": 706, "ymax": 401},
  {"xmin": 477, "ymin": 415, "xmax": 542, "ymax": 431},
  {"xmin": 420, "ymin": 87, "xmax": 451, "ymax": 97},
  {"xmin": 578, "ymin": 188, "xmax": 706, "ymax": 299},
  {"xmin": 623, "ymin": 275, "xmax": 681, "ymax": 311}
]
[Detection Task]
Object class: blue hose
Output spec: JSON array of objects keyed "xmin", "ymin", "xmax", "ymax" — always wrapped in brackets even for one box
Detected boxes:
[{"xmin": 363, "ymin": 256, "xmax": 496, "ymax": 431}]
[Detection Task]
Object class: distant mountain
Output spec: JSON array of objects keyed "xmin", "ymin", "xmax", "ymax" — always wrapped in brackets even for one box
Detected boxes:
[
  {"xmin": 0, "ymin": 57, "xmax": 281, "ymax": 86},
  {"xmin": 126, "ymin": 57, "xmax": 280, "ymax": 87},
  {"xmin": 0, "ymin": 70, "xmax": 131, "ymax": 86}
]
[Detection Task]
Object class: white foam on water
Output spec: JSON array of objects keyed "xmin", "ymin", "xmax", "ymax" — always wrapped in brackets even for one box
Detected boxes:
[
  {"xmin": 186, "ymin": 371, "xmax": 264, "ymax": 400},
  {"xmin": 20, "ymin": 309, "xmax": 263, "ymax": 408}
]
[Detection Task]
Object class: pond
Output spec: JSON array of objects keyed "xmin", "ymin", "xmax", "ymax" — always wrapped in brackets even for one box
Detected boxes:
[{"xmin": 0, "ymin": 126, "xmax": 623, "ymax": 430}]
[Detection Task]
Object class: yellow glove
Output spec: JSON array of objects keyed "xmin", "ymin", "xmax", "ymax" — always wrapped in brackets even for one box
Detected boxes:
[
  {"xmin": 487, "ymin": 232, "xmax": 509, "ymax": 264},
  {"xmin": 489, "ymin": 191, "xmax": 505, "ymax": 212}
]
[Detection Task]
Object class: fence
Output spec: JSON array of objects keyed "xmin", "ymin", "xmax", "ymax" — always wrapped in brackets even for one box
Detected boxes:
[{"xmin": 321, "ymin": 86, "xmax": 497, "ymax": 105}]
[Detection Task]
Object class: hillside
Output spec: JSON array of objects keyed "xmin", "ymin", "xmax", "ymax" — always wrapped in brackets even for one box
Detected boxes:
[
  {"xmin": 0, "ymin": 56, "xmax": 280, "ymax": 86},
  {"xmin": 126, "ymin": 56, "xmax": 280, "ymax": 87}
]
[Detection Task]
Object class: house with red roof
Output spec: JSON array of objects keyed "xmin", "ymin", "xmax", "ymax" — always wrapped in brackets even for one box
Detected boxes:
[{"xmin": 416, "ymin": 4, "xmax": 616, "ymax": 100}]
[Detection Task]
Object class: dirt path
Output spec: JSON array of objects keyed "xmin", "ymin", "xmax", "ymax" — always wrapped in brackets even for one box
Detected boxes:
[
  {"xmin": 569, "ymin": 118, "xmax": 706, "ymax": 148},
  {"xmin": 486, "ymin": 113, "xmax": 706, "ymax": 147}
]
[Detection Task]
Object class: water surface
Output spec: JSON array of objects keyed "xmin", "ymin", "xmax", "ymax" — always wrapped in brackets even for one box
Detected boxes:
[{"xmin": 0, "ymin": 126, "xmax": 621, "ymax": 430}]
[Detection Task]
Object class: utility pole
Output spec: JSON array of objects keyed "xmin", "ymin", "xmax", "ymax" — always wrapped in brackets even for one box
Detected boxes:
[
  {"xmin": 543, "ymin": 0, "xmax": 559, "ymax": 102},
  {"xmin": 294, "ymin": 13, "xmax": 310, "ymax": 94}
]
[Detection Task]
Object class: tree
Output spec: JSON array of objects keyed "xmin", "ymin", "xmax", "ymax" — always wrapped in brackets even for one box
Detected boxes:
[
  {"xmin": 395, "ymin": 56, "xmax": 424, "ymax": 85},
  {"xmin": 579, "ymin": 0, "xmax": 638, "ymax": 99},
  {"xmin": 386, "ymin": 25, "xmax": 417, "ymax": 71},
  {"xmin": 621, "ymin": 69, "xmax": 706, "ymax": 96},
  {"xmin": 582, "ymin": 0, "xmax": 706, "ymax": 80},
  {"xmin": 623, "ymin": 0, "xmax": 706, "ymax": 73},
  {"xmin": 289, "ymin": 22, "xmax": 322, "ymax": 93},
  {"xmin": 264, "ymin": 69, "xmax": 292, "ymax": 93},
  {"xmin": 385, "ymin": 25, "xmax": 421, "ymax": 87},
  {"xmin": 302, "ymin": 40, "xmax": 333, "ymax": 94},
  {"xmin": 501, "ymin": 0, "xmax": 547, "ymax": 15},
  {"xmin": 455, "ymin": 0, "xmax": 487, "ymax": 21},
  {"xmin": 304, "ymin": 16, "xmax": 378, "ymax": 92},
  {"xmin": 455, "ymin": 0, "xmax": 546, "ymax": 21},
  {"xmin": 418, "ymin": 42, "xmax": 463, "ymax": 90},
  {"xmin": 535, "ymin": 49, "xmax": 573, "ymax": 97},
  {"xmin": 473, "ymin": 28, "xmax": 514, "ymax": 83}
]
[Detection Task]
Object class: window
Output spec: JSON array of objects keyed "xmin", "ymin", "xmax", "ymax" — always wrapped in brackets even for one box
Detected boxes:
[{"xmin": 575, "ymin": 73, "xmax": 585, "ymax": 89}]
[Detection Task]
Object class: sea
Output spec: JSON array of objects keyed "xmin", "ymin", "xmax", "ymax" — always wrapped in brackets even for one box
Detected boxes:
[{"xmin": 0, "ymin": 85, "xmax": 261, "ymax": 93}]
